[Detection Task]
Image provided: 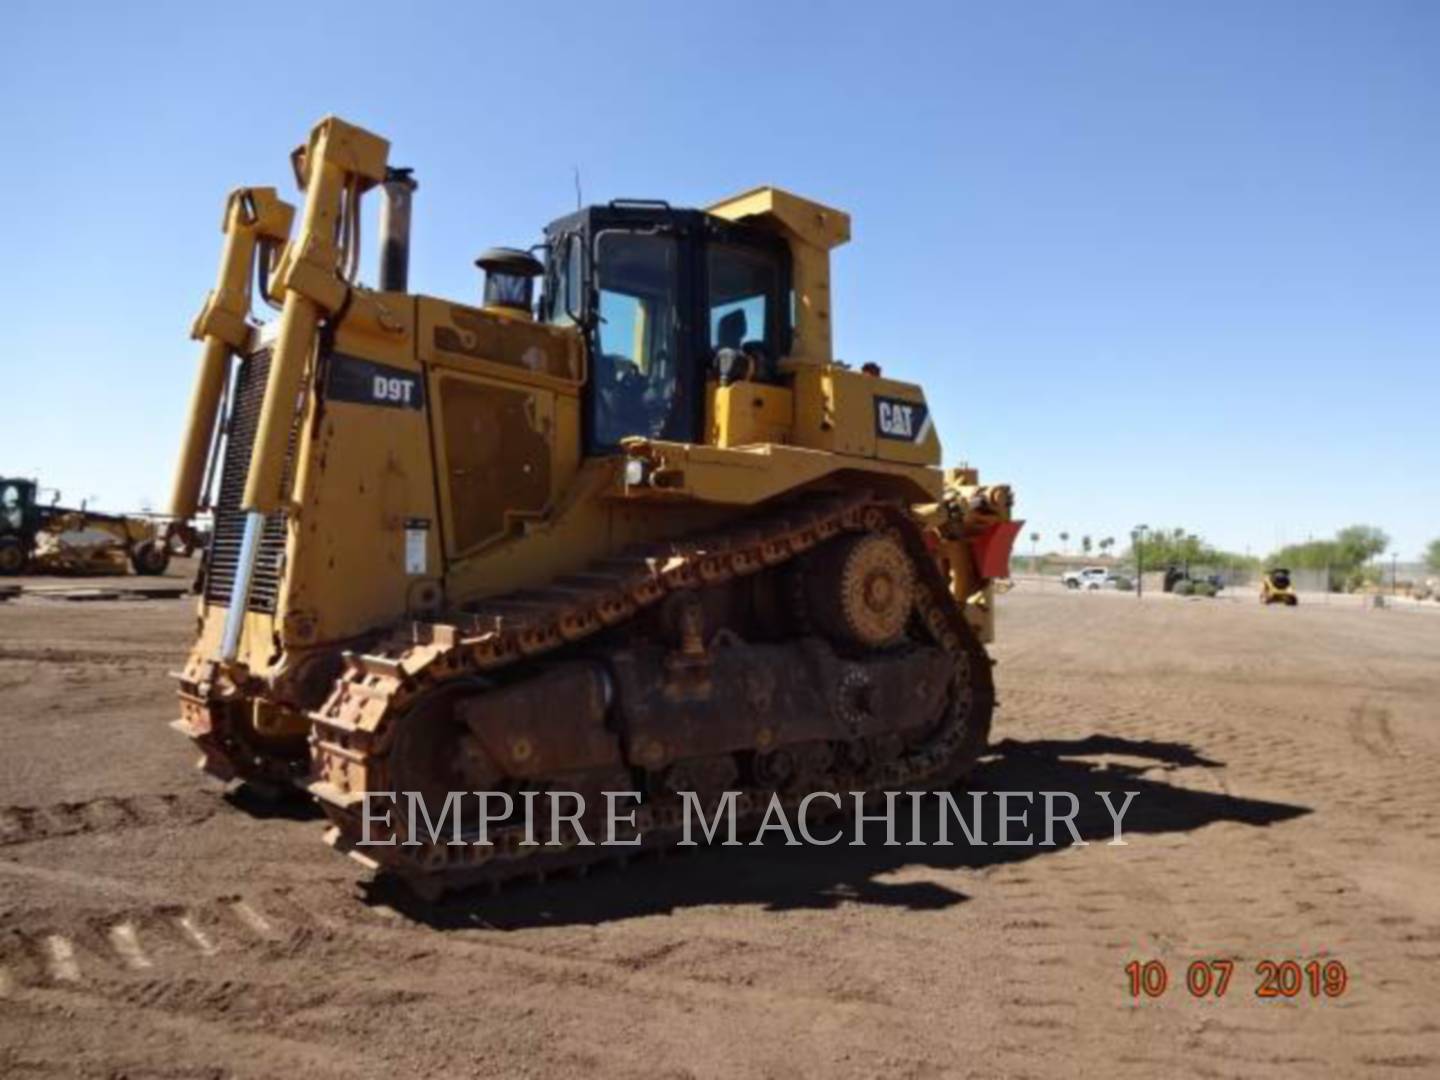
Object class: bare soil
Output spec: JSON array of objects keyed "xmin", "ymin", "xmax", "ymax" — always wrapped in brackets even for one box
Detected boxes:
[{"xmin": 1, "ymin": 581, "xmax": 1438, "ymax": 1078}]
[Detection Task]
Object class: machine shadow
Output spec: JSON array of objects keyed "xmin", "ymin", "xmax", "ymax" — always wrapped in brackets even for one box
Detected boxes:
[
  {"xmin": 366, "ymin": 733, "xmax": 1309, "ymax": 931},
  {"xmin": 224, "ymin": 783, "xmax": 326, "ymax": 822}
]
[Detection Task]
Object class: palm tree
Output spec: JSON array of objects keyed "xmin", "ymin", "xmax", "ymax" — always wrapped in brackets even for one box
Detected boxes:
[
  {"xmin": 1082, "ymin": 535, "xmax": 1093, "ymax": 556},
  {"xmin": 1029, "ymin": 531, "xmax": 1040, "ymax": 574},
  {"xmin": 1059, "ymin": 531, "xmax": 1070, "ymax": 555}
]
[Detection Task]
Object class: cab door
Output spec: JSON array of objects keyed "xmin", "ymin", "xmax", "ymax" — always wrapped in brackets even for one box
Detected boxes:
[{"xmin": 588, "ymin": 226, "xmax": 698, "ymax": 450}]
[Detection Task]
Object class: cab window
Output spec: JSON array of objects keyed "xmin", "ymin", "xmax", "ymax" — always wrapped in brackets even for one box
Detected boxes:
[
  {"xmin": 542, "ymin": 233, "xmax": 584, "ymax": 325},
  {"xmin": 1, "ymin": 483, "xmax": 22, "ymax": 532},
  {"xmin": 592, "ymin": 230, "xmax": 683, "ymax": 447},
  {"xmin": 707, "ymin": 243, "xmax": 783, "ymax": 371}
]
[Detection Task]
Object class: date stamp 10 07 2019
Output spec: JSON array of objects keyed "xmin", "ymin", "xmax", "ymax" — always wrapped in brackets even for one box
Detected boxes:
[{"xmin": 1124, "ymin": 958, "xmax": 1349, "ymax": 1000}]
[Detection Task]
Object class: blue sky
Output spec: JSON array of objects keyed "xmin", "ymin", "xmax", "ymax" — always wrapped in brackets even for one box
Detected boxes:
[{"xmin": 2, "ymin": 0, "xmax": 1436, "ymax": 559}]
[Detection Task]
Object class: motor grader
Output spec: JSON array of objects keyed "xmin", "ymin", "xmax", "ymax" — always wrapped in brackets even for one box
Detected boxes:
[
  {"xmin": 169, "ymin": 116, "xmax": 1020, "ymax": 895},
  {"xmin": 0, "ymin": 477, "xmax": 170, "ymax": 576}
]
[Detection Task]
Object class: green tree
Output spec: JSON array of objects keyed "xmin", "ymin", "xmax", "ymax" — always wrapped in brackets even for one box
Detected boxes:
[
  {"xmin": 1426, "ymin": 538, "xmax": 1440, "ymax": 574},
  {"xmin": 1082, "ymin": 535, "xmax": 1093, "ymax": 556},
  {"xmin": 1123, "ymin": 527, "xmax": 1257, "ymax": 572},
  {"xmin": 1335, "ymin": 525, "xmax": 1390, "ymax": 567},
  {"xmin": 1270, "ymin": 524, "xmax": 1391, "ymax": 592}
]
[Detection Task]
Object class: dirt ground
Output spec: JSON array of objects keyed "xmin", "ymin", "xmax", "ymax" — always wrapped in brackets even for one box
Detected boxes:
[{"xmin": 1, "ymin": 577, "xmax": 1438, "ymax": 1078}]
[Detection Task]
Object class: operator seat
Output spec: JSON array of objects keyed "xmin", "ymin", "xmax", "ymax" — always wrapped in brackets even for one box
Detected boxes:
[
  {"xmin": 717, "ymin": 309, "xmax": 747, "ymax": 350},
  {"xmin": 713, "ymin": 309, "xmax": 773, "ymax": 385},
  {"xmin": 714, "ymin": 306, "xmax": 760, "ymax": 385}
]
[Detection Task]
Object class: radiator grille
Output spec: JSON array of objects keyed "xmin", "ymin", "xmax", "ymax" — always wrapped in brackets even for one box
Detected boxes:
[{"xmin": 203, "ymin": 349, "xmax": 293, "ymax": 613}]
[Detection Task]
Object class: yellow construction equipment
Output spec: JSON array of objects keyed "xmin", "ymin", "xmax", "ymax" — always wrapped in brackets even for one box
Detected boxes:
[
  {"xmin": 169, "ymin": 116, "xmax": 1020, "ymax": 895},
  {"xmin": 0, "ymin": 477, "xmax": 170, "ymax": 576},
  {"xmin": 1260, "ymin": 568, "xmax": 1298, "ymax": 606}
]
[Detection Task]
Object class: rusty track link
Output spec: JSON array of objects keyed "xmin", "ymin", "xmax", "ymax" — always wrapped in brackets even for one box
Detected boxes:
[{"xmin": 308, "ymin": 491, "xmax": 992, "ymax": 895}]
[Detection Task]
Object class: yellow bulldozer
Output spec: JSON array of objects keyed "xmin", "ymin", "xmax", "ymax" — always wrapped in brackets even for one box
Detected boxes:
[
  {"xmin": 1260, "ymin": 568, "xmax": 1298, "ymax": 606},
  {"xmin": 169, "ymin": 116, "xmax": 1020, "ymax": 895}
]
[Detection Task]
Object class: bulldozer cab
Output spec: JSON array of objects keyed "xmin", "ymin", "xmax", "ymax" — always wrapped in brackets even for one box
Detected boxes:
[{"xmin": 540, "ymin": 201, "xmax": 791, "ymax": 453}]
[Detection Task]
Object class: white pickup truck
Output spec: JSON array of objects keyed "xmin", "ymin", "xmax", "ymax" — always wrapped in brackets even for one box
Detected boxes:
[{"xmin": 1061, "ymin": 566, "xmax": 1114, "ymax": 590}]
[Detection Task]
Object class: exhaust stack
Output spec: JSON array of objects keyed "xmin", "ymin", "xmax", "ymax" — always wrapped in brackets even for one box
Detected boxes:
[{"xmin": 378, "ymin": 167, "xmax": 417, "ymax": 291}]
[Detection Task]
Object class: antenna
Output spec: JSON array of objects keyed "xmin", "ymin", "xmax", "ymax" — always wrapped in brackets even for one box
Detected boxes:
[{"xmin": 573, "ymin": 166, "xmax": 582, "ymax": 210}]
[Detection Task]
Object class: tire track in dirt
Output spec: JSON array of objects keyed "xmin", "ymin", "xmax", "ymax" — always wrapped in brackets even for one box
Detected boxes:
[
  {"xmin": 1347, "ymin": 701, "xmax": 1396, "ymax": 759},
  {"xmin": 0, "ymin": 884, "xmax": 956, "ymax": 1080},
  {"xmin": 0, "ymin": 880, "xmax": 905, "ymax": 1024},
  {"xmin": 0, "ymin": 791, "xmax": 221, "ymax": 847}
]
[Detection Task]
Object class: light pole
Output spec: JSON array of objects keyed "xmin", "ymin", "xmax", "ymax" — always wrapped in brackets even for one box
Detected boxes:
[{"xmin": 1133, "ymin": 524, "xmax": 1149, "ymax": 600}]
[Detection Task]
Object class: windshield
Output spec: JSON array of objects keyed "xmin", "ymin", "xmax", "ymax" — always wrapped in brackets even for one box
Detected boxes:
[{"xmin": 591, "ymin": 230, "xmax": 683, "ymax": 447}]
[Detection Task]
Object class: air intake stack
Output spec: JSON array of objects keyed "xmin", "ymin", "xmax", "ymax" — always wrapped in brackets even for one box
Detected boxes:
[{"xmin": 475, "ymin": 247, "xmax": 543, "ymax": 319}]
